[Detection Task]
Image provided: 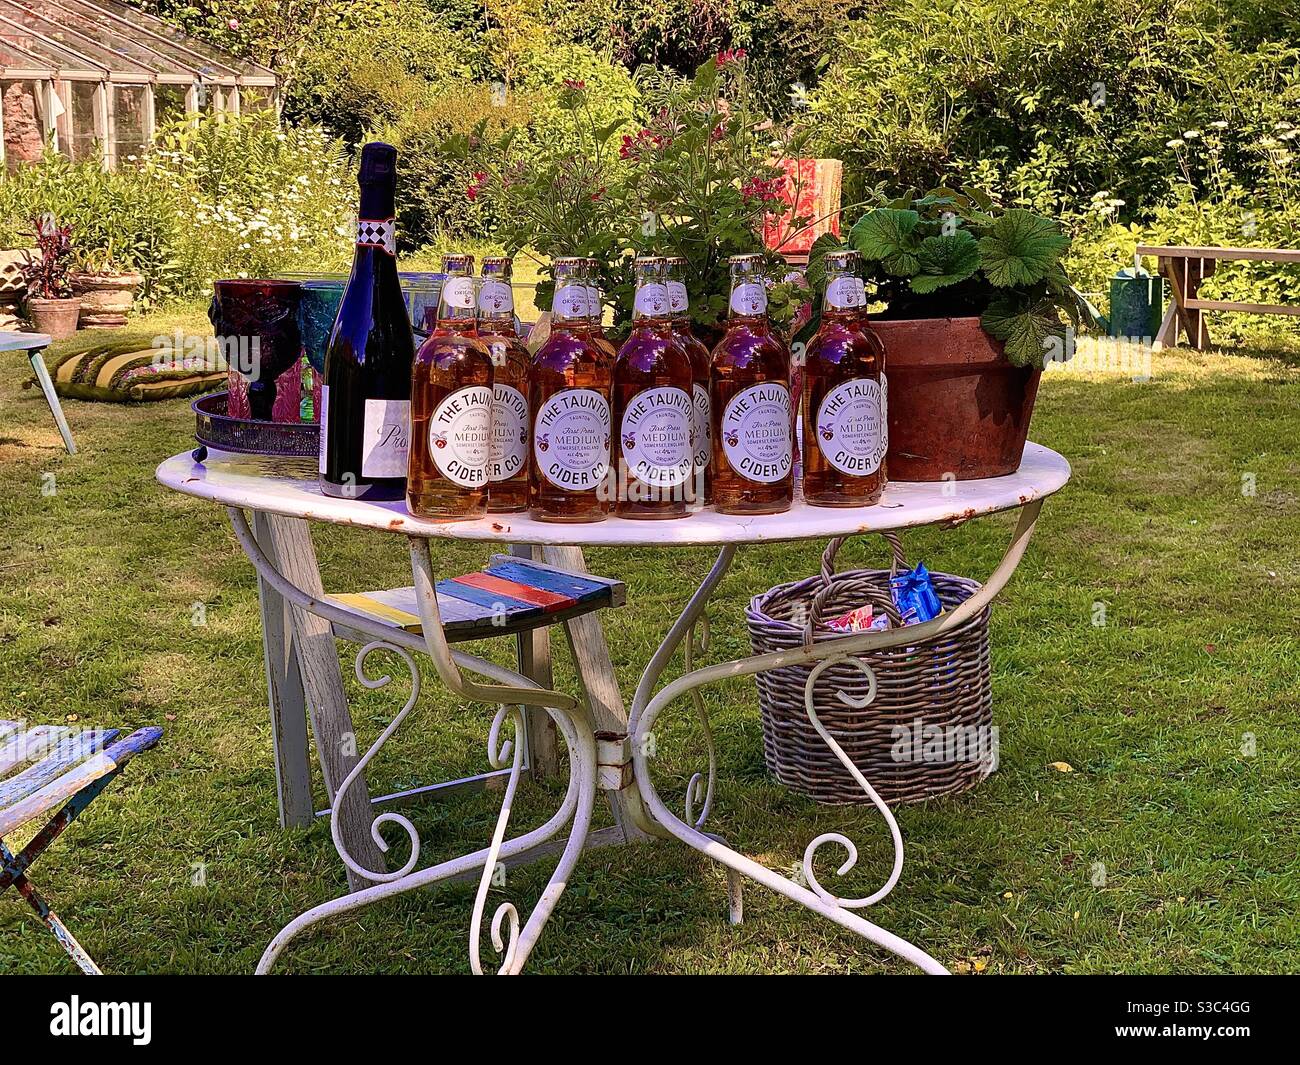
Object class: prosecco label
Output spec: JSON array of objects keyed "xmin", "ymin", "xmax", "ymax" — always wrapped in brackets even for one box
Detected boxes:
[
  {"xmin": 691, "ymin": 383, "xmax": 711, "ymax": 469},
  {"xmin": 553, "ymin": 284, "xmax": 588, "ymax": 319},
  {"xmin": 721, "ymin": 382, "xmax": 791, "ymax": 483},
  {"xmin": 428, "ymin": 385, "xmax": 492, "ymax": 488},
  {"xmin": 478, "ymin": 279, "xmax": 513, "ymax": 315},
  {"xmin": 816, "ymin": 379, "xmax": 884, "ymax": 476},
  {"xmin": 356, "ymin": 217, "xmax": 396, "ymax": 256},
  {"xmin": 490, "ymin": 384, "xmax": 529, "ymax": 482},
  {"xmin": 668, "ymin": 281, "xmax": 689, "ymax": 315},
  {"xmin": 729, "ymin": 282, "xmax": 767, "ymax": 316},
  {"xmin": 360, "ymin": 398, "xmax": 410, "ymax": 478},
  {"xmin": 534, "ymin": 388, "xmax": 610, "ymax": 491},
  {"xmin": 621, "ymin": 386, "xmax": 693, "ymax": 488},
  {"xmin": 826, "ymin": 276, "xmax": 863, "ymax": 310},
  {"xmin": 633, "ymin": 283, "xmax": 670, "ymax": 318}
]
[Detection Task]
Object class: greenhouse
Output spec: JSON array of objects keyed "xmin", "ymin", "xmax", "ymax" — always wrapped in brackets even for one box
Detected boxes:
[{"xmin": 0, "ymin": 0, "xmax": 275, "ymax": 169}]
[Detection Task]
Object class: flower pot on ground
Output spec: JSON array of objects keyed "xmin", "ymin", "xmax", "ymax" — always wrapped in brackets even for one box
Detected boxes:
[
  {"xmin": 20, "ymin": 214, "xmax": 80, "ymax": 338},
  {"xmin": 70, "ymin": 270, "xmax": 145, "ymax": 328},
  {"xmin": 805, "ymin": 189, "xmax": 1096, "ymax": 480},
  {"xmin": 26, "ymin": 295, "xmax": 82, "ymax": 338},
  {"xmin": 871, "ymin": 316, "xmax": 1041, "ymax": 480}
]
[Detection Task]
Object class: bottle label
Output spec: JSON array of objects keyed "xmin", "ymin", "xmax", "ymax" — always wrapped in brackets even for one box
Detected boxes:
[
  {"xmin": 668, "ymin": 281, "xmax": 689, "ymax": 315},
  {"xmin": 620, "ymin": 386, "xmax": 693, "ymax": 488},
  {"xmin": 816, "ymin": 378, "xmax": 884, "ymax": 477},
  {"xmin": 491, "ymin": 384, "xmax": 529, "ymax": 482},
  {"xmin": 361, "ymin": 398, "xmax": 410, "ymax": 478},
  {"xmin": 633, "ymin": 283, "xmax": 670, "ymax": 318},
  {"xmin": 730, "ymin": 282, "xmax": 767, "ymax": 315},
  {"xmin": 826, "ymin": 276, "xmax": 863, "ymax": 310},
  {"xmin": 356, "ymin": 217, "xmax": 396, "ymax": 256},
  {"xmin": 881, "ymin": 372, "xmax": 889, "ymax": 454},
  {"xmin": 586, "ymin": 286, "xmax": 602, "ymax": 320},
  {"xmin": 856, "ymin": 277, "xmax": 868, "ymax": 305},
  {"xmin": 441, "ymin": 276, "xmax": 475, "ymax": 310},
  {"xmin": 721, "ymin": 382, "xmax": 791, "ymax": 483},
  {"xmin": 691, "ymin": 383, "xmax": 711, "ymax": 469},
  {"xmin": 318, "ymin": 383, "xmax": 330, "ymax": 475},
  {"xmin": 427, "ymin": 385, "xmax": 492, "ymax": 488},
  {"xmin": 478, "ymin": 279, "xmax": 514, "ymax": 315},
  {"xmin": 534, "ymin": 388, "xmax": 610, "ymax": 492},
  {"xmin": 553, "ymin": 284, "xmax": 588, "ymax": 319}
]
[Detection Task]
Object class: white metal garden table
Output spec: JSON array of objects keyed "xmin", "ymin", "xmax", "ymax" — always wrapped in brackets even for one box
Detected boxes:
[{"xmin": 156, "ymin": 442, "xmax": 1070, "ymax": 975}]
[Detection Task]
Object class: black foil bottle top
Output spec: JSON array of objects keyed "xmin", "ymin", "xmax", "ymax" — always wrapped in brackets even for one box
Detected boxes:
[{"xmin": 357, "ymin": 142, "xmax": 397, "ymax": 222}]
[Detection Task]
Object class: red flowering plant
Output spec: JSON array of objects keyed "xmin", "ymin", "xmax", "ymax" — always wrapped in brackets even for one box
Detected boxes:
[
  {"xmin": 443, "ymin": 76, "xmax": 626, "ymax": 314},
  {"xmin": 614, "ymin": 54, "xmax": 813, "ymax": 337}
]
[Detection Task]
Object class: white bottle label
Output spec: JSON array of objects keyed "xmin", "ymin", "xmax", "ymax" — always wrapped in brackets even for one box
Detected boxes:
[
  {"xmin": 721, "ymin": 382, "xmax": 791, "ymax": 483},
  {"xmin": 428, "ymin": 385, "xmax": 492, "ymax": 488},
  {"xmin": 691, "ymin": 383, "xmax": 711, "ymax": 469},
  {"xmin": 553, "ymin": 284, "xmax": 588, "ymax": 319},
  {"xmin": 490, "ymin": 384, "xmax": 529, "ymax": 482},
  {"xmin": 478, "ymin": 279, "xmax": 513, "ymax": 315},
  {"xmin": 361, "ymin": 398, "xmax": 410, "ymax": 478},
  {"xmin": 826, "ymin": 276, "xmax": 863, "ymax": 310},
  {"xmin": 633, "ymin": 283, "xmax": 670, "ymax": 317},
  {"xmin": 881, "ymin": 371, "xmax": 889, "ymax": 454},
  {"xmin": 815, "ymin": 379, "xmax": 884, "ymax": 477},
  {"xmin": 586, "ymin": 286, "xmax": 602, "ymax": 319},
  {"xmin": 534, "ymin": 388, "xmax": 610, "ymax": 492},
  {"xmin": 441, "ymin": 276, "xmax": 475, "ymax": 310},
  {"xmin": 318, "ymin": 383, "xmax": 330, "ymax": 475},
  {"xmin": 668, "ymin": 281, "xmax": 689, "ymax": 315},
  {"xmin": 729, "ymin": 282, "xmax": 767, "ymax": 315},
  {"xmin": 620, "ymin": 386, "xmax": 693, "ymax": 488}
]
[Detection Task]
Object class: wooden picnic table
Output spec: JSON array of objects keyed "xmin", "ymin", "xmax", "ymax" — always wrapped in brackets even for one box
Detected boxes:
[{"xmin": 1137, "ymin": 245, "xmax": 1300, "ymax": 350}]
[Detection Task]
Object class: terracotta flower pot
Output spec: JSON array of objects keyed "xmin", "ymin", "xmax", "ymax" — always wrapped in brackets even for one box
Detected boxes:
[
  {"xmin": 872, "ymin": 316, "xmax": 1041, "ymax": 481},
  {"xmin": 26, "ymin": 297, "xmax": 82, "ymax": 339},
  {"xmin": 70, "ymin": 270, "xmax": 144, "ymax": 328}
]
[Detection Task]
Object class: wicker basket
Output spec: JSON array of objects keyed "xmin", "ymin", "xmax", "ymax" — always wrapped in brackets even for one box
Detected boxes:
[{"xmin": 746, "ymin": 533, "xmax": 993, "ymax": 805}]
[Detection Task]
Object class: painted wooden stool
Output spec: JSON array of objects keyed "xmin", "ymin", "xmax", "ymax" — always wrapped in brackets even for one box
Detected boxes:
[
  {"xmin": 0, "ymin": 722, "xmax": 162, "ymax": 973},
  {"xmin": 1, "ymin": 331, "xmax": 77, "ymax": 455}
]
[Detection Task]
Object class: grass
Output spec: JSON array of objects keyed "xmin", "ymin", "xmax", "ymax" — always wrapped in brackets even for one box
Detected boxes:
[{"xmin": 2, "ymin": 309, "xmax": 1298, "ymax": 974}]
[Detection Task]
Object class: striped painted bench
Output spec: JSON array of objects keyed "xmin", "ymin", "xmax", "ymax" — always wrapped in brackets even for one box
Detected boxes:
[
  {"xmin": 328, "ymin": 554, "xmax": 625, "ymax": 643},
  {"xmin": 1, "ymin": 721, "xmax": 162, "ymax": 974}
]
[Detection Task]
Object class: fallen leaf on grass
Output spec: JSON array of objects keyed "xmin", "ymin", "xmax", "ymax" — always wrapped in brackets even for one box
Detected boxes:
[{"xmin": 1048, "ymin": 761, "xmax": 1074, "ymax": 773}]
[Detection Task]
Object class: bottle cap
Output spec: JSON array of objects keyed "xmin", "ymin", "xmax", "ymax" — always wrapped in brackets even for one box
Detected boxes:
[{"xmin": 358, "ymin": 142, "xmax": 397, "ymax": 185}]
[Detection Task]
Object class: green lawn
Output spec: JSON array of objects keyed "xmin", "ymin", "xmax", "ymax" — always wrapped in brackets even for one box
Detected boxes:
[{"xmin": 2, "ymin": 310, "xmax": 1298, "ymax": 974}]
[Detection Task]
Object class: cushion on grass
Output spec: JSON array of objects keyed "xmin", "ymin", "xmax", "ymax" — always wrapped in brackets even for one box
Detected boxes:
[{"xmin": 41, "ymin": 334, "xmax": 226, "ymax": 403}]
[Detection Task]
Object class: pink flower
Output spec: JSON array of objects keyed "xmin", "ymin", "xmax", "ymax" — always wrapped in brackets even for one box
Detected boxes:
[
  {"xmin": 228, "ymin": 18, "xmax": 239, "ymax": 30},
  {"xmin": 562, "ymin": 78, "xmax": 586, "ymax": 91},
  {"xmin": 716, "ymin": 48, "xmax": 747, "ymax": 67},
  {"xmin": 710, "ymin": 123, "xmax": 725, "ymax": 142},
  {"xmin": 742, "ymin": 175, "xmax": 786, "ymax": 203},
  {"xmin": 466, "ymin": 171, "xmax": 489, "ymax": 202},
  {"xmin": 618, "ymin": 129, "xmax": 666, "ymax": 160}
]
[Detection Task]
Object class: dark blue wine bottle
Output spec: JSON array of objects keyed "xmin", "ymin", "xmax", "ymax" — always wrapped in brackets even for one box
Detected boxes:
[{"xmin": 319, "ymin": 142, "xmax": 415, "ymax": 500}]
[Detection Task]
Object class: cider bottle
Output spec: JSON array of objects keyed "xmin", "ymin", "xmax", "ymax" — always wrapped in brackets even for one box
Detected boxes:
[
  {"xmin": 665, "ymin": 255, "xmax": 712, "ymax": 505},
  {"xmin": 845, "ymin": 252, "xmax": 888, "ymax": 485},
  {"xmin": 613, "ymin": 257, "xmax": 695, "ymax": 519},
  {"xmin": 710, "ymin": 254, "xmax": 793, "ymax": 515},
  {"xmin": 478, "ymin": 256, "xmax": 530, "ymax": 512},
  {"xmin": 408, "ymin": 255, "xmax": 494, "ymax": 520},
  {"xmin": 803, "ymin": 250, "xmax": 886, "ymax": 507},
  {"xmin": 529, "ymin": 257, "xmax": 613, "ymax": 522}
]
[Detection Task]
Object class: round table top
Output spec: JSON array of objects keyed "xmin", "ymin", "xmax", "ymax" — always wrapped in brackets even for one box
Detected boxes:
[{"xmin": 157, "ymin": 443, "xmax": 1069, "ymax": 548}]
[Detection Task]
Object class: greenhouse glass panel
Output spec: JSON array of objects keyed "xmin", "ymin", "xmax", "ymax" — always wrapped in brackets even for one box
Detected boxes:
[
  {"xmin": 2, "ymin": 79, "xmax": 46, "ymax": 171},
  {"xmin": 155, "ymin": 82, "xmax": 189, "ymax": 127},
  {"xmin": 112, "ymin": 83, "xmax": 147, "ymax": 162},
  {"xmin": 68, "ymin": 80, "xmax": 99, "ymax": 161}
]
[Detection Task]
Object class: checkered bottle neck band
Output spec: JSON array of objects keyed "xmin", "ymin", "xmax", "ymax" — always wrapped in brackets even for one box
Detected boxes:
[{"xmin": 356, "ymin": 217, "xmax": 396, "ymax": 255}]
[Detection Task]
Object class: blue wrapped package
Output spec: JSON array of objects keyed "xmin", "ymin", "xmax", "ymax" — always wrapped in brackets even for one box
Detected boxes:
[{"xmin": 890, "ymin": 563, "xmax": 943, "ymax": 625}]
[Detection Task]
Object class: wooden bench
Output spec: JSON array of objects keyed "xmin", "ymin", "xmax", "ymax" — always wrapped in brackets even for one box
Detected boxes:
[
  {"xmin": 1137, "ymin": 245, "xmax": 1300, "ymax": 349},
  {"xmin": 1, "ymin": 722, "xmax": 162, "ymax": 973}
]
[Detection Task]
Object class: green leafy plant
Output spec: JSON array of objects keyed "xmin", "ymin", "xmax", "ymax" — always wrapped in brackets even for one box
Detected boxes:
[{"xmin": 811, "ymin": 188, "xmax": 1094, "ymax": 367}]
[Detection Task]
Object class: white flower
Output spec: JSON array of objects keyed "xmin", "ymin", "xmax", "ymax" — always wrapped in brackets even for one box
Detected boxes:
[
  {"xmin": 1210, "ymin": 120, "xmax": 1229, "ymax": 129},
  {"xmin": 1182, "ymin": 129, "xmax": 1201, "ymax": 139},
  {"xmin": 1166, "ymin": 138, "xmax": 1185, "ymax": 149}
]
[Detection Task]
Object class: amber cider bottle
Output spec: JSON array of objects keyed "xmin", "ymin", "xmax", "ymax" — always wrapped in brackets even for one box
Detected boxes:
[
  {"xmin": 408, "ymin": 255, "xmax": 494, "ymax": 520},
  {"xmin": 710, "ymin": 254, "xmax": 793, "ymax": 515},
  {"xmin": 664, "ymin": 255, "xmax": 712, "ymax": 506},
  {"xmin": 478, "ymin": 256, "xmax": 530, "ymax": 512},
  {"xmin": 803, "ymin": 250, "xmax": 886, "ymax": 506},
  {"xmin": 613, "ymin": 257, "xmax": 695, "ymax": 519},
  {"xmin": 843, "ymin": 253, "xmax": 888, "ymax": 485},
  {"xmin": 529, "ymin": 257, "xmax": 613, "ymax": 522}
]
